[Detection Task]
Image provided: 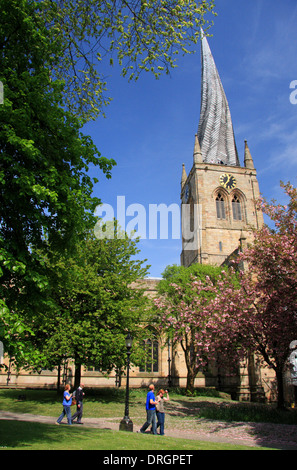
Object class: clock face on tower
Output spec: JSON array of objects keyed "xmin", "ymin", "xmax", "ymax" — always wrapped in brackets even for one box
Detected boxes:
[{"xmin": 220, "ymin": 173, "xmax": 237, "ymax": 190}]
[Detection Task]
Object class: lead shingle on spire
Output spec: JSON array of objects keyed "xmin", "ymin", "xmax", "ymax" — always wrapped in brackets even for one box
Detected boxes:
[{"xmin": 197, "ymin": 30, "xmax": 240, "ymax": 167}]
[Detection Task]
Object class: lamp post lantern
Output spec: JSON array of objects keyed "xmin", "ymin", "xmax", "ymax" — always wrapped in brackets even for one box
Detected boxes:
[{"xmin": 119, "ymin": 333, "xmax": 133, "ymax": 432}]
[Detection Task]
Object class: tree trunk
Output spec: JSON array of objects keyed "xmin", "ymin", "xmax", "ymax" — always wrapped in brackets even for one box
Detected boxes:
[
  {"xmin": 182, "ymin": 339, "xmax": 198, "ymax": 395},
  {"xmin": 186, "ymin": 372, "xmax": 195, "ymax": 394},
  {"xmin": 57, "ymin": 364, "xmax": 61, "ymax": 392},
  {"xmin": 276, "ymin": 368, "xmax": 285, "ymax": 409},
  {"xmin": 74, "ymin": 362, "xmax": 81, "ymax": 389}
]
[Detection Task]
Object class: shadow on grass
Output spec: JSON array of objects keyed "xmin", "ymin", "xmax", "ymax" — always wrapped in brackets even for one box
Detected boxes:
[
  {"xmin": 0, "ymin": 419, "xmax": 109, "ymax": 450},
  {"xmin": 0, "ymin": 389, "xmax": 62, "ymax": 414}
]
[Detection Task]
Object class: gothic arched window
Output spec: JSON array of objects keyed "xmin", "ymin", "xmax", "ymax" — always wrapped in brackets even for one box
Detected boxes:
[
  {"xmin": 139, "ymin": 338, "xmax": 159, "ymax": 373},
  {"xmin": 216, "ymin": 193, "xmax": 226, "ymax": 219},
  {"xmin": 232, "ymin": 195, "xmax": 242, "ymax": 220}
]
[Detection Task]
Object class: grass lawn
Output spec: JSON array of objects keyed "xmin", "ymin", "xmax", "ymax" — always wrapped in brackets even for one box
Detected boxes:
[
  {"xmin": 0, "ymin": 387, "xmax": 295, "ymax": 450},
  {"xmin": 0, "ymin": 420, "xmax": 261, "ymax": 450}
]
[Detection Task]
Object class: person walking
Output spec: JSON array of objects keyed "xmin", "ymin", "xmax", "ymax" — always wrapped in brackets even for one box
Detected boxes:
[
  {"xmin": 56, "ymin": 384, "xmax": 73, "ymax": 425},
  {"xmin": 156, "ymin": 389, "xmax": 169, "ymax": 435},
  {"xmin": 71, "ymin": 383, "xmax": 85, "ymax": 424},
  {"xmin": 138, "ymin": 384, "xmax": 158, "ymax": 435}
]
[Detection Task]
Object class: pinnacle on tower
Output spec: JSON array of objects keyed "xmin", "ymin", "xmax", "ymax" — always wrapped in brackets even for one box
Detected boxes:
[
  {"xmin": 244, "ymin": 140, "xmax": 255, "ymax": 170},
  {"xmin": 181, "ymin": 163, "xmax": 187, "ymax": 189},
  {"xmin": 193, "ymin": 134, "xmax": 203, "ymax": 164},
  {"xmin": 197, "ymin": 31, "xmax": 240, "ymax": 167}
]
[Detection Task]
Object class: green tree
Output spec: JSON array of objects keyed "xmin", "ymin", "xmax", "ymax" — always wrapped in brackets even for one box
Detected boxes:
[
  {"xmin": 30, "ymin": 228, "xmax": 150, "ymax": 387},
  {"xmin": 0, "ymin": 0, "xmax": 115, "ymax": 364}
]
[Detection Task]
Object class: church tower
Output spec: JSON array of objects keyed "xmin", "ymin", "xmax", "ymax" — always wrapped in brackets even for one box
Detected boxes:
[{"xmin": 181, "ymin": 32, "xmax": 263, "ymax": 267}]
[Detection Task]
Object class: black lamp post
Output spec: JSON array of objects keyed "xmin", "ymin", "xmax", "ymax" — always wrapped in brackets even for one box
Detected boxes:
[
  {"xmin": 167, "ymin": 338, "xmax": 172, "ymax": 387},
  {"xmin": 119, "ymin": 333, "xmax": 133, "ymax": 432}
]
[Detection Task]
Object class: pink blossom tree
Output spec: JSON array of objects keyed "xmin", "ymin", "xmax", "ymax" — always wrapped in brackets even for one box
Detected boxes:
[
  {"xmin": 155, "ymin": 265, "xmax": 251, "ymax": 393},
  {"xmin": 237, "ymin": 182, "xmax": 297, "ymax": 408}
]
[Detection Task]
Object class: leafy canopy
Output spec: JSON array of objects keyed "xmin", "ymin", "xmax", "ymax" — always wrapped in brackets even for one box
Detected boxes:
[{"xmin": 39, "ymin": 0, "xmax": 216, "ymax": 119}]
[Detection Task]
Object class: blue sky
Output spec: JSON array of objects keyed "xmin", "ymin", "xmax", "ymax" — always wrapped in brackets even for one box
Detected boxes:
[{"xmin": 84, "ymin": 0, "xmax": 297, "ymax": 278}]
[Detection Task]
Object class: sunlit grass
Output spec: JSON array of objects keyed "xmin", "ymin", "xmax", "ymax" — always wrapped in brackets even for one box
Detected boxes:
[{"xmin": 1, "ymin": 387, "xmax": 297, "ymax": 425}]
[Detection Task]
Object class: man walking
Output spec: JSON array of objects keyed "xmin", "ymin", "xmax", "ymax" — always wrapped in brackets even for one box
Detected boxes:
[
  {"xmin": 138, "ymin": 384, "xmax": 158, "ymax": 435},
  {"xmin": 71, "ymin": 383, "xmax": 85, "ymax": 424}
]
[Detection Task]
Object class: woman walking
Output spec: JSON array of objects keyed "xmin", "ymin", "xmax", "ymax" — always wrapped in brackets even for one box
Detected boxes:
[
  {"xmin": 156, "ymin": 389, "xmax": 169, "ymax": 435},
  {"xmin": 56, "ymin": 384, "xmax": 73, "ymax": 425}
]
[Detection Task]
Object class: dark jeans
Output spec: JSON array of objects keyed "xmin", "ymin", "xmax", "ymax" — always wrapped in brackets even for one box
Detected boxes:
[
  {"xmin": 140, "ymin": 409, "xmax": 157, "ymax": 434},
  {"xmin": 71, "ymin": 402, "xmax": 83, "ymax": 423},
  {"xmin": 156, "ymin": 411, "xmax": 165, "ymax": 435}
]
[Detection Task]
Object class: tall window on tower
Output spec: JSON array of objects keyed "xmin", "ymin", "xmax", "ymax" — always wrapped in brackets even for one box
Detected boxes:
[
  {"xmin": 232, "ymin": 195, "xmax": 242, "ymax": 220},
  {"xmin": 216, "ymin": 193, "xmax": 226, "ymax": 219}
]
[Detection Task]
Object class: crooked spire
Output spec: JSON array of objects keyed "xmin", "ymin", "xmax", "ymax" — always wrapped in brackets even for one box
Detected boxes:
[{"xmin": 197, "ymin": 31, "xmax": 240, "ymax": 167}]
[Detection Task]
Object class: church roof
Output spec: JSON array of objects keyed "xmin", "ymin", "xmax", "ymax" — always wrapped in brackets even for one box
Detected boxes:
[{"xmin": 197, "ymin": 31, "xmax": 240, "ymax": 167}]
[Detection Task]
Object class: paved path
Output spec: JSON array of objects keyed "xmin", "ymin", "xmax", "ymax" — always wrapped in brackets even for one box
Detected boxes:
[{"xmin": 1, "ymin": 410, "xmax": 297, "ymax": 450}]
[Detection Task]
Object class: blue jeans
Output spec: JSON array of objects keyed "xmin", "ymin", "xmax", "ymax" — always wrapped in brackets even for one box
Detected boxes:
[
  {"xmin": 140, "ymin": 409, "xmax": 157, "ymax": 434},
  {"xmin": 156, "ymin": 411, "xmax": 165, "ymax": 435},
  {"xmin": 57, "ymin": 405, "xmax": 72, "ymax": 424}
]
